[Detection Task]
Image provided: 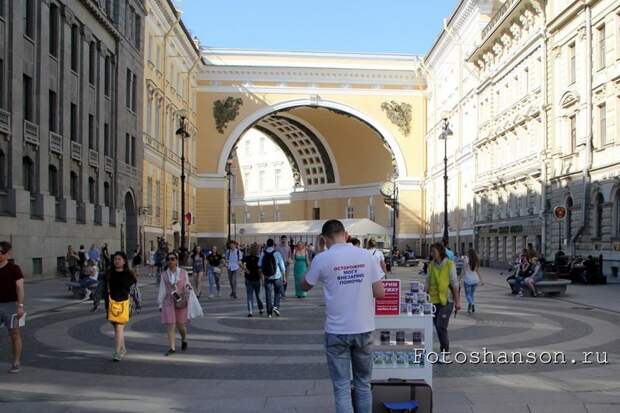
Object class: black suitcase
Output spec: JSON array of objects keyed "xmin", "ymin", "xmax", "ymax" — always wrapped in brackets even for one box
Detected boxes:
[{"xmin": 370, "ymin": 379, "xmax": 432, "ymax": 413}]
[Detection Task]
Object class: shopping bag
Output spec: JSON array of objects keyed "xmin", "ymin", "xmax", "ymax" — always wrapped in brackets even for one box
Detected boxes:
[
  {"xmin": 187, "ymin": 289, "xmax": 204, "ymax": 320},
  {"xmin": 107, "ymin": 296, "xmax": 130, "ymax": 324}
]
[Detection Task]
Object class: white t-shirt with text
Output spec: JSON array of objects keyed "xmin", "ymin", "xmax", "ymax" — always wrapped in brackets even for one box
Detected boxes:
[{"xmin": 305, "ymin": 243, "xmax": 384, "ymax": 334}]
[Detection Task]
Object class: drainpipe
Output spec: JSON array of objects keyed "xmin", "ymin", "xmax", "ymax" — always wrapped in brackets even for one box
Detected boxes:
[
  {"xmin": 572, "ymin": 3, "xmax": 593, "ymax": 255},
  {"xmin": 540, "ymin": 13, "xmax": 548, "ymax": 257}
]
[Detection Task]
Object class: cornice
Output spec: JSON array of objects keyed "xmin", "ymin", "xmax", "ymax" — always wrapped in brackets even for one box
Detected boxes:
[{"xmin": 197, "ymin": 65, "xmax": 424, "ymax": 87}]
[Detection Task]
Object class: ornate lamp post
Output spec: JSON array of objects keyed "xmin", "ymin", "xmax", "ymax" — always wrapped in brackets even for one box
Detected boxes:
[
  {"xmin": 225, "ymin": 157, "xmax": 234, "ymax": 242},
  {"xmin": 175, "ymin": 115, "xmax": 191, "ymax": 260},
  {"xmin": 439, "ymin": 117, "xmax": 453, "ymax": 246}
]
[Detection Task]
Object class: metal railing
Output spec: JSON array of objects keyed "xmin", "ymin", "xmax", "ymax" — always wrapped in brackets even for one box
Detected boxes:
[
  {"xmin": 24, "ymin": 120, "xmax": 39, "ymax": 146},
  {"xmin": 481, "ymin": 0, "xmax": 519, "ymax": 40},
  {"xmin": 49, "ymin": 131, "xmax": 63, "ymax": 154}
]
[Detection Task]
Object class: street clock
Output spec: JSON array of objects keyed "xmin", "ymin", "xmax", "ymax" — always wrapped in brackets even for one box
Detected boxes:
[{"xmin": 380, "ymin": 181, "xmax": 396, "ymax": 198}]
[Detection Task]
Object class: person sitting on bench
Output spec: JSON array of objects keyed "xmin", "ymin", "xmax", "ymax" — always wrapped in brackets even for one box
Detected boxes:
[
  {"xmin": 79, "ymin": 260, "xmax": 99, "ymax": 299},
  {"xmin": 523, "ymin": 257, "xmax": 545, "ymax": 297}
]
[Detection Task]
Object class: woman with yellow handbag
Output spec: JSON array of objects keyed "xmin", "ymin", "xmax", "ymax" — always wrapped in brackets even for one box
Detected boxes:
[{"xmin": 103, "ymin": 251, "xmax": 137, "ymax": 362}]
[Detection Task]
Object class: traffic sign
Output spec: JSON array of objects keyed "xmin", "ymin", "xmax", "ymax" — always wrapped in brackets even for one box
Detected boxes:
[{"xmin": 554, "ymin": 206, "xmax": 567, "ymax": 220}]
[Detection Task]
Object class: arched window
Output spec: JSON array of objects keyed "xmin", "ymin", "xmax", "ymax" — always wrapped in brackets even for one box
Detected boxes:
[
  {"xmin": 70, "ymin": 171, "xmax": 78, "ymax": 201},
  {"xmin": 48, "ymin": 165, "xmax": 59, "ymax": 198},
  {"xmin": 104, "ymin": 181, "xmax": 111, "ymax": 207},
  {"xmin": 22, "ymin": 156, "xmax": 34, "ymax": 193},
  {"xmin": 88, "ymin": 176, "xmax": 96, "ymax": 204},
  {"xmin": 595, "ymin": 193, "xmax": 604, "ymax": 238},
  {"xmin": 565, "ymin": 196, "xmax": 573, "ymax": 241}
]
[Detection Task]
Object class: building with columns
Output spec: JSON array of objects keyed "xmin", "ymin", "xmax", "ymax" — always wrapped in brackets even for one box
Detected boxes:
[
  {"xmin": 423, "ymin": 0, "xmax": 499, "ymax": 257},
  {"xmin": 470, "ymin": 0, "xmax": 547, "ymax": 267},
  {"xmin": 0, "ymin": 0, "xmax": 144, "ymax": 275},
  {"xmin": 142, "ymin": 0, "xmax": 202, "ymax": 251},
  {"xmin": 545, "ymin": 0, "xmax": 620, "ymax": 279}
]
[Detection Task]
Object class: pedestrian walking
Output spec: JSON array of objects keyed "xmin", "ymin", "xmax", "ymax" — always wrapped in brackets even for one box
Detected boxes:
[
  {"xmin": 102, "ymin": 251, "xmax": 137, "ymax": 362},
  {"xmin": 88, "ymin": 244, "xmax": 100, "ymax": 265},
  {"xmin": 463, "ymin": 249, "xmax": 483, "ymax": 313},
  {"xmin": 207, "ymin": 246, "xmax": 223, "ymax": 298},
  {"xmin": 0, "ymin": 241, "xmax": 25, "ymax": 373},
  {"xmin": 293, "ymin": 241, "xmax": 310, "ymax": 298},
  {"xmin": 259, "ymin": 239, "xmax": 286, "ymax": 317},
  {"xmin": 225, "ymin": 241, "xmax": 242, "ymax": 299},
  {"xmin": 100, "ymin": 243, "xmax": 110, "ymax": 274},
  {"xmin": 367, "ymin": 239, "xmax": 388, "ymax": 277},
  {"xmin": 242, "ymin": 244, "xmax": 264, "ymax": 317},
  {"xmin": 426, "ymin": 242, "xmax": 461, "ymax": 363},
  {"xmin": 191, "ymin": 245, "xmax": 206, "ymax": 298},
  {"xmin": 275, "ymin": 236, "xmax": 292, "ymax": 297},
  {"xmin": 301, "ymin": 220, "xmax": 385, "ymax": 413},
  {"xmin": 131, "ymin": 248, "xmax": 142, "ymax": 275},
  {"xmin": 158, "ymin": 252, "xmax": 195, "ymax": 356}
]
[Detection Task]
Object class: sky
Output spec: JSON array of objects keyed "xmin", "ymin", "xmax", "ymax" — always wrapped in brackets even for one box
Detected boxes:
[{"xmin": 174, "ymin": 0, "xmax": 459, "ymax": 55}]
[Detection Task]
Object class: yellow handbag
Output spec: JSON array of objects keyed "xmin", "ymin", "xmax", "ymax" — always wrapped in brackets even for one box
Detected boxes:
[{"xmin": 107, "ymin": 279, "xmax": 130, "ymax": 324}]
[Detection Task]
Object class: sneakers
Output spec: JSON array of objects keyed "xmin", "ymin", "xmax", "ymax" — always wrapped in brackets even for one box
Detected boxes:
[
  {"xmin": 273, "ymin": 307, "xmax": 281, "ymax": 317},
  {"xmin": 208, "ymin": 294, "xmax": 214, "ymax": 299},
  {"xmin": 112, "ymin": 352, "xmax": 121, "ymax": 362},
  {"xmin": 467, "ymin": 304, "xmax": 472, "ymax": 314},
  {"xmin": 247, "ymin": 313, "xmax": 253, "ymax": 318},
  {"xmin": 8, "ymin": 364, "xmax": 20, "ymax": 373},
  {"xmin": 437, "ymin": 353, "xmax": 452, "ymax": 364},
  {"xmin": 181, "ymin": 341, "xmax": 188, "ymax": 351},
  {"xmin": 268, "ymin": 314, "xmax": 272, "ymax": 318},
  {"xmin": 259, "ymin": 310, "xmax": 264, "ymax": 315},
  {"xmin": 165, "ymin": 349, "xmax": 176, "ymax": 356},
  {"xmin": 471, "ymin": 304, "xmax": 475, "ymax": 313}
]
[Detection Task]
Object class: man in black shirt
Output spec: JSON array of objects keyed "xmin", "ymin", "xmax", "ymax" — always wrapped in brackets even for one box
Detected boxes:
[
  {"xmin": 241, "ymin": 244, "xmax": 264, "ymax": 317},
  {"xmin": 0, "ymin": 241, "xmax": 25, "ymax": 373}
]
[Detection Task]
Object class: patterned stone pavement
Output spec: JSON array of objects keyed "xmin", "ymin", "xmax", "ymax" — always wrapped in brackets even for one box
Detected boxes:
[{"xmin": 1, "ymin": 268, "xmax": 619, "ymax": 412}]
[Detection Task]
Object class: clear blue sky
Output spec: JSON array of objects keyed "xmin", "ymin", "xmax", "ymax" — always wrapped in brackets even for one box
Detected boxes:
[{"xmin": 174, "ymin": 0, "xmax": 458, "ymax": 55}]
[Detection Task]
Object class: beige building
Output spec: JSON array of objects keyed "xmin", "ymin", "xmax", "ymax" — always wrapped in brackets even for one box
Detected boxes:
[
  {"xmin": 193, "ymin": 50, "xmax": 427, "ymax": 249},
  {"xmin": 545, "ymin": 0, "xmax": 620, "ymax": 280},
  {"xmin": 142, "ymin": 0, "xmax": 202, "ymax": 251}
]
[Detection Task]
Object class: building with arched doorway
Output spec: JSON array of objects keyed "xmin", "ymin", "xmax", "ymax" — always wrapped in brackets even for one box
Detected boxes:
[{"xmin": 191, "ymin": 50, "xmax": 427, "ymax": 250}]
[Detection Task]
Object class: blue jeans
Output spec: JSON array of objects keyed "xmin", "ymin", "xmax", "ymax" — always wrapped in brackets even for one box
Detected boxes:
[
  {"xmin": 463, "ymin": 282, "xmax": 477, "ymax": 305},
  {"xmin": 264, "ymin": 278, "xmax": 282, "ymax": 315},
  {"xmin": 245, "ymin": 280, "xmax": 263, "ymax": 313},
  {"xmin": 208, "ymin": 268, "xmax": 221, "ymax": 296},
  {"xmin": 325, "ymin": 332, "xmax": 373, "ymax": 413}
]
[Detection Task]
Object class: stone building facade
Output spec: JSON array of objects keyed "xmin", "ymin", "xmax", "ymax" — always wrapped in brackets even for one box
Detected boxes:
[
  {"xmin": 545, "ymin": 0, "xmax": 620, "ymax": 280},
  {"xmin": 470, "ymin": 0, "xmax": 547, "ymax": 267},
  {"xmin": 142, "ymin": 0, "xmax": 201, "ymax": 251},
  {"xmin": 0, "ymin": 0, "xmax": 144, "ymax": 275}
]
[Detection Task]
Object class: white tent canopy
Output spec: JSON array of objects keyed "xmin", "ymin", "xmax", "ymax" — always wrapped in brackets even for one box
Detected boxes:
[{"xmin": 235, "ymin": 218, "xmax": 389, "ymax": 244}]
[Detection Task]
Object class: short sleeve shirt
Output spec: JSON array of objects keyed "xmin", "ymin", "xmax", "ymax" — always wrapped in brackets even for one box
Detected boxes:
[
  {"xmin": 0, "ymin": 263, "xmax": 24, "ymax": 303},
  {"xmin": 368, "ymin": 249, "xmax": 386, "ymax": 276},
  {"xmin": 226, "ymin": 249, "xmax": 242, "ymax": 271},
  {"xmin": 305, "ymin": 243, "xmax": 384, "ymax": 334},
  {"xmin": 275, "ymin": 244, "xmax": 291, "ymax": 264}
]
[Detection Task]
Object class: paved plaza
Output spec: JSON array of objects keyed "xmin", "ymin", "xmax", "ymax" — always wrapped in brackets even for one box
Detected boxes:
[{"xmin": 1, "ymin": 267, "xmax": 620, "ymax": 413}]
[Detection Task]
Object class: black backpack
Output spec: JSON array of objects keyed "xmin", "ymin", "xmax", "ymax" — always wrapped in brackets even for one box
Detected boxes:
[{"xmin": 261, "ymin": 251, "xmax": 277, "ymax": 277}]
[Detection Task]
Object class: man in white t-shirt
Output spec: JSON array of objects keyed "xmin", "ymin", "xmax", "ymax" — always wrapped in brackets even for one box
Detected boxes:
[
  {"xmin": 225, "ymin": 241, "xmax": 243, "ymax": 299},
  {"xmin": 302, "ymin": 220, "xmax": 385, "ymax": 413},
  {"xmin": 367, "ymin": 239, "xmax": 388, "ymax": 277}
]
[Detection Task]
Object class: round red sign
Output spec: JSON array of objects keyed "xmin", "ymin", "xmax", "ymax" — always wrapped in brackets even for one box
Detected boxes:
[{"xmin": 554, "ymin": 206, "xmax": 567, "ymax": 220}]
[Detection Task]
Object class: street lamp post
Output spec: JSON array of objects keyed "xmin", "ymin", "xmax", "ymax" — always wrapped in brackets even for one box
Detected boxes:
[
  {"xmin": 176, "ymin": 116, "xmax": 191, "ymax": 261},
  {"xmin": 440, "ymin": 117, "xmax": 453, "ymax": 246},
  {"xmin": 225, "ymin": 158, "xmax": 233, "ymax": 242}
]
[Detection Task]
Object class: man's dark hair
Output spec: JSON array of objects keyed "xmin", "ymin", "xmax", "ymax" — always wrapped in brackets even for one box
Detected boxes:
[
  {"xmin": 430, "ymin": 242, "xmax": 446, "ymax": 260},
  {"xmin": 280, "ymin": 235, "xmax": 287, "ymax": 240},
  {"xmin": 266, "ymin": 238, "xmax": 275, "ymax": 247},
  {"xmin": 0, "ymin": 241, "xmax": 12, "ymax": 254},
  {"xmin": 321, "ymin": 219, "xmax": 345, "ymax": 238},
  {"xmin": 367, "ymin": 239, "xmax": 377, "ymax": 248}
]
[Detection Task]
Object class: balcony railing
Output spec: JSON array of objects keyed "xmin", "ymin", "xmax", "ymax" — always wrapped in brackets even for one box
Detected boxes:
[
  {"xmin": 71, "ymin": 141, "xmax": 82, "ymax": 162},
  {"xmin": 89, "ymin": 149, "xmax": 99, "ymax": 167},
  {"xmin": 24, "ymin": 120, "xmax": 39, "ymax": 146},
  {"xmin": 105, "ymin": 156, "xmax": 113, "ymax": 173},
  {"xmin": 481, "ymin": 0, "xmax": 519, "ymax": 40},
  {"xmin": 49, "ymin": 131, "xmax": 63, "ymax": 154},
  {"xmin": 0, "ymin": 109, "xmax": 10, "ymax": 134}
]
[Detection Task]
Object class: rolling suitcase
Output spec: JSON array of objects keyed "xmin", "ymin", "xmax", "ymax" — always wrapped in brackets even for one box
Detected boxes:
[{"xmin": 371, "ymin": 378, "xmax": 432, "ymax": 413}]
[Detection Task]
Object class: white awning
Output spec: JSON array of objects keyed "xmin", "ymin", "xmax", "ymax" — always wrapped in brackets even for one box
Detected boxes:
[{"xmin": 235, "ymin": 218, "xmax": 388, "ymax": 240}]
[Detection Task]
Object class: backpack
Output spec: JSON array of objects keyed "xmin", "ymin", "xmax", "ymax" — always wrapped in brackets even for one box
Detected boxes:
[{"xmin": 261, "ymin": 250, "xmax": 278, "ymax": 277}]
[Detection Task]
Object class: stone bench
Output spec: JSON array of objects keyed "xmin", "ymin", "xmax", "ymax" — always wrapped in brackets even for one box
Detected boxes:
[{"xmin": 507, "ymin": 278, "xmax": 570, "ymax": 296}]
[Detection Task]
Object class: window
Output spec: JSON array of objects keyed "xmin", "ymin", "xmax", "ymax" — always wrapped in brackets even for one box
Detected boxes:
[
  {"xmin": 0, "ymin": 0, "xmax": 4, "ymax": 18},
  {"xmin": 259, "ymin": 137, "xmax": 265, "ymax": 154},
  {"xmin": 134, "ymin": 15, "xmax": 141, "ymax": 49},
  {"xmin": 568, "ymin": 42, "xmax": 576, "ymax": 84},
  {"xmin": 49, "ymin": 90, "xmax": 57, "ymax": 133},
  {"xmin": 126, "ymin": 69, "xmax": 131, "ymax": 109},
  {"xmin": 566, "ymin": 196, "xmax": 573, "ymax": 241},
  {"xmin": 346, "ymin": 206, "xmax": 354, "ymax": 219},
  {"xmin": 88, "ymin": 177, "xmax": 96, "ymax": 204},
  {"xmin": 313, "ymin": 207, "xmax": 320, "ymax": 220},
  {"xmin": 616, "ymin": 191, "xmax": 620, "ymax": 237},
  {"xmin": 131, "ymin": 136, "xmax": 136, "ymax": 166},
  {"xmin": 125, "ymin": 133, "xmax": 130, "ymax": 164},
  {"xmin": 70, "ymin": 103, "xmax": 78, "ymax": 142},
  {"xmin": 598, "ymin": 25, "xmax": 606, "ymax": 69},
  {"xmin": 49, "ymin": 4, "xmax": 59, "ymax": 57},
  {"xmin": 70, "ymin": 172, "xmax": 78, "ymax": 200},
  {"xmin": 569, "ymin": 114, "xmax": 576, "ymax": 153},
  {"xmin": 23, "ymin": 75, "xmax": 33, "ymax": 122},
  {"xmin": 146, "ymin": 176, "xmax": 152, "ymax": 211},
  {"xmin": 104, "ymin": 181, "xmax": 111, "ymax": 207},
  {"xmin": 599, "ymin": 103, "xmax": 607, "ymax": 145},
  {"xmin": 0, "ymin": 150, "xmax": 5, "ymax": 190},
  {"xmin": 88, "ymin": 42, "xmax": 96, "ymax": 85},
  {"xmin": 259, "ymin": 210, "xmax": 265, "ymax": 223},
  {"xmin": 368, "ymin": 204, "xmax": 376, "ymax": 221},
  {"xmin": 0, "ymin": 59, "xmax": 4, "ymax": 109},
  {"xmin": 71, "ymin": 24, "xmax": 79, "ymax": 72},
  {"xmin": 258, "ymin": 170, "xmax": 265, "ymax": 191},
  {"xmin": 104, "ymin": 123, "xmax": 110, "ymax": 156},
  {"xmin": 595, "ymin": 193, "xmax": 604, "ymax": 238},
  {"xmin": 24, "ymin": 0, "xmax": 35, "ymax": 39},
  {"xmin": 48, "ymin": 165, "xmax": 58, "ymax": 198},
  {"xmin": 131, "ymin": 73, "xmax": 137, "ymax": 112},
  {"xmin": 23, "ymin": 157, "xmax": 34, "ymax": 193},
  {"xmin": 104, "ymin": 56, "xmax": 111, "ymax": 97},
  {"xmin": 274, "ymin": 169, "xmax": 281, "ymax": 188},
  {"xmin": 155, "ymin": 180, "xmax": 161, "ymax": 217},
  {"xmin": 88, "ymin": 114, "xmax": 95, "ymax": 149}
]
